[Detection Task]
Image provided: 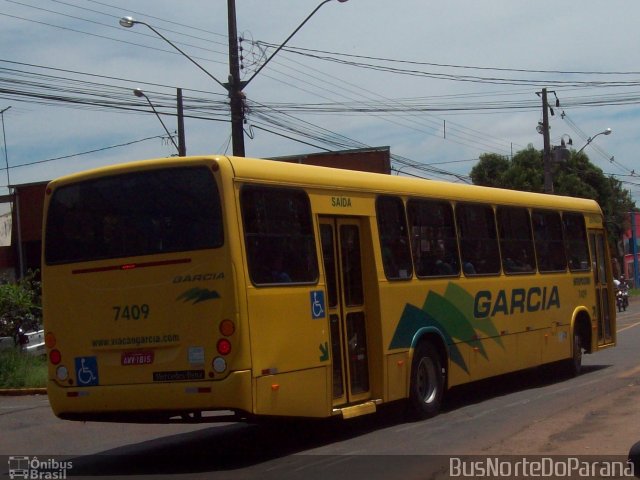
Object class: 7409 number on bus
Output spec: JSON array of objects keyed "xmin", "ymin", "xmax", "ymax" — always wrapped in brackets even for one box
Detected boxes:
[{"xmin": 113, "ymin": 304, "xmax": 150, "ymax": 321}]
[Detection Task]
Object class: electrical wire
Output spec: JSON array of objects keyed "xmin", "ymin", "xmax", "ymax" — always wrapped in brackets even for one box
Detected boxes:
[
  {"xmin": 9, "ymin": 134, "xmax": 167, "ymax": 170},
  {"xmin": 4, "ymin": 0, "xmax": 640, "ymax": 187}
]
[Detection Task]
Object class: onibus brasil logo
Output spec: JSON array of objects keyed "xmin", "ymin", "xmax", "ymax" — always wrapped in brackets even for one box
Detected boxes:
[{"xmin": 8, "ymin": 456, "xmax": 73, "ymax": 479}]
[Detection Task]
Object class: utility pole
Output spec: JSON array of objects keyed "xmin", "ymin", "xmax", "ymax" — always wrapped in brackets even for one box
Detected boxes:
[
  {"xmin": 540, "ymin": 88, "xmax": 553, "ymax": 193},
  {"xmin": 227, "ymin": 0, "xmax": 246, "ymax": 157},
  {"xmin": 177, "ymin": 88, "xmax": 186, "ymax": 157},
  {"xmin": 123, "ymin": 1, "xmax": 346, "ymax": 158}
]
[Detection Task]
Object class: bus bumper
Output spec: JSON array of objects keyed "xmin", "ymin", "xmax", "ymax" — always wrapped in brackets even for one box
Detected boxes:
[{"xmin": 47, "ymin": 370, "xmax": 253, "ymax": 422}]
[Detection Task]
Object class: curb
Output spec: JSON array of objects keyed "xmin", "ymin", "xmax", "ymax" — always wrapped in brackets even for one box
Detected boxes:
[{"xmin": 0, "ymin": 388, "xmax": 47, "ymax": 396}]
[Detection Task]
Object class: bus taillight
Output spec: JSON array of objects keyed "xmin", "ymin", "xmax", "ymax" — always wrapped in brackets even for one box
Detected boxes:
[
  {"xmin": 49, "ymin": 349, "xmax": 62, "ymax": 365},
  {"xmin": 219, "ymin": 319, "xmax": 235, "ymax": 336},
  {"xmin": 45, "ymin": 332, "xmax": 56, "ymax": 348},
  {"xmin": 217, "ymin": 339, "xmax": 232, "ymax": 356}
]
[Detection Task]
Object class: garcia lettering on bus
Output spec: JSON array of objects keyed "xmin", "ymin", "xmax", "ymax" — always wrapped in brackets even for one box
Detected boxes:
[
  {"xmin": 173, "ymin": 272, "xmax": 224, "ymax": 283},
  {"xmin": 474, "ymin": 286, "xmax": 560, "ymax": 318}
]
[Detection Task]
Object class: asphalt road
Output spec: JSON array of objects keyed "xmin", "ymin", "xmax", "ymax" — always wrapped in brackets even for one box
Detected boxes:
[{"xmin": 1, "ymin": 306, "xmax": 639, "ymax": 479}]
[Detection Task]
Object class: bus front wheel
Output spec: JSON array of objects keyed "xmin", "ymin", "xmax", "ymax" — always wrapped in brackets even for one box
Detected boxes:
[{"xmin": 408, "ymin": 341, "xmax": 444, "ymax": 419}]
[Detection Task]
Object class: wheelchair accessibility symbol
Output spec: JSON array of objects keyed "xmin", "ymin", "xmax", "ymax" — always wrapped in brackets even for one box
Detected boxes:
[
  {"xmin": 74, "ymin": 356, "xmax": 99, "ymax": 386},
  {"xmin": 310, "ymin": 290, "xmax": 325, "ymax": 319}
]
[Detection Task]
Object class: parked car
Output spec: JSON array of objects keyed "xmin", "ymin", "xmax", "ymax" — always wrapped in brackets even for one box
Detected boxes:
[{"xmin": 0, "ymin": 326, "xmax": 45, "ymax": 356}]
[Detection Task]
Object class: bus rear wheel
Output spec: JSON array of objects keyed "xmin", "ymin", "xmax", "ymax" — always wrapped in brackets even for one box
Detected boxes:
[
  {"xmin": 562, "ymin": 330, "xmax": 583, "ymax": 377},
  {"xmin": 408, "ymin": 341, "xmax": 444, "ymax": 419}
]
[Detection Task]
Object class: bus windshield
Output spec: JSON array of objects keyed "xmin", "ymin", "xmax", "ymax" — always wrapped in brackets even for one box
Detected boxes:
[{"xmin": 45, "ymin": 166, "xmax": 223, "ymax": 264}]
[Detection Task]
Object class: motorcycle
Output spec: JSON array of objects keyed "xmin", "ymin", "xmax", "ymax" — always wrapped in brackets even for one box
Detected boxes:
[{"xmin": 616, "ymin": 286, "xmax": 630, "ymax": 312}]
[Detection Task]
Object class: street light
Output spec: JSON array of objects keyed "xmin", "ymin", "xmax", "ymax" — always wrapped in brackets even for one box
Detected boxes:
[
  {"xmin": 242, "ymin": 0, "xmax": 349, "ymax": 87},
  {"xmin": 133, "ymin": 88, "xmax": 180, "ymax": 155},
  {"xmin": 119, "ymin": 18, "xmax": 228, "ymax": 91},
  {"xmin": 577, "ymin": 128, "xmax": 612, "ymax": 154},
  {"xmin": 119, "ymin": 0, "xmax": 348, "ymax": 157}
]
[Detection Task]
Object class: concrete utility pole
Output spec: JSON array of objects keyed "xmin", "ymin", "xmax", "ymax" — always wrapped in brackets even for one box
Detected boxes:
[
  {"xmin": 540, "ymin": 88, "xmax": 553, "ymax": 193},
  {"xmin": 227, "ymin": 0, "xmax": 245, "ymax": 157},
  {"xmin": 121, "ymin": 1, "xmax": 347, "ymax": 158},
  {"xmin": 225, "ymin": 0, "xmax": 348, "ymax": 157},
  {"xmin": 177, "ymin": 88, "xmax": 186, "ymax": 157}
]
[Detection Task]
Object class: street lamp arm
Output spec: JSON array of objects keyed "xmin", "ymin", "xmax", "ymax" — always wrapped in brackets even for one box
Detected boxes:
[
  {"xmin": 134, "ymin": 89, "xmax": 180, "ymax": 154},
  {"xmin": 243, "ymin": 0, "xmax": 338, "ymax": 88},
  {"xmin": 119, "ymin": 17, "xmax": 228, "ymax": 92},
  {"xmin": 576, "ymin": 128, "xmax": 612, "ymax": 154},
  {"xmin": 576, "ymin": 142, "xmax": 590, "ymax": 154}
]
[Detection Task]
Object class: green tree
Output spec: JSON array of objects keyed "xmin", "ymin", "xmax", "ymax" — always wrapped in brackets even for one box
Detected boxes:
[
  {"xmin": 500, "ymin": 145, "xmax": 544, "ymax": 192},
  {"xmin": 470, "ymin": 153, "xmax": 510, "ymax": 188}
]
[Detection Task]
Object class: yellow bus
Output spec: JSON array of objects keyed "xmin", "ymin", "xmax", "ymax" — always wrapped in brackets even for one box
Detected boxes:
[{"xmin": 42, "ymin": 155, "xmax": 616, "ymax": 422}]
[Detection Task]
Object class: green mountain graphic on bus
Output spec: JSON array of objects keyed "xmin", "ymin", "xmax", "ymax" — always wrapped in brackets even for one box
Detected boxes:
[
  {"xmin": 389, "ymin": 283, "xmax": 503, "ymax": 373},
  {"xmin": 177, "ymin": 287, "xmax": 220, "ymax": 304}
]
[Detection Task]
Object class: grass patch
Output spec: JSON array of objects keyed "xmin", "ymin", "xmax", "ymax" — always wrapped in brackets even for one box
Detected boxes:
[{"xmin": 0, "ymin": 349, "xmax": 47, "ymax": 389}]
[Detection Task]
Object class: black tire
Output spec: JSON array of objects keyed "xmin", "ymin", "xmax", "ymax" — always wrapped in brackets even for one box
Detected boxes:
[
  {"xmin": 562, "ymin": 330, "xmax": 583, "ymax": 377},
  {"xmin": 408, "ymin": 341, "xmax": 445, "ymax": 419}
]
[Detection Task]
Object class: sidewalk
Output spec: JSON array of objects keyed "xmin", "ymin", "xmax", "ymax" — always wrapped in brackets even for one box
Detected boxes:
[
  {"xmin": 483, "ymin": 369, "xmax": 640, "ymax": 455},
  {"xmin": 0, "ymin": 387, "xmax": 46, "ymax": 396}
]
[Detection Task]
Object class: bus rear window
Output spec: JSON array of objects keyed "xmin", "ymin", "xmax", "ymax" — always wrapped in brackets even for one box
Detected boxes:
[
  {"xmin": 45, "ymin": 166, "xmax": 223, "ymax": 264},
  {"xmin": 241, "ymin": 185, "xmax": 318, "ymax": 285}
]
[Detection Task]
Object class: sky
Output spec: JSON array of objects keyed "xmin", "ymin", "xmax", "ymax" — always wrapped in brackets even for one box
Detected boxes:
[{"xmin": 1, "ymin": 0, "xmax": 639, "ymax": 201}]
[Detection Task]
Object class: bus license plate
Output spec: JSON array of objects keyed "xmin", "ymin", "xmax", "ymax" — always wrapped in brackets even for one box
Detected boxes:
[{"xmin": 121, "ymin": 351, "xmax": 154, "ymax": 366}]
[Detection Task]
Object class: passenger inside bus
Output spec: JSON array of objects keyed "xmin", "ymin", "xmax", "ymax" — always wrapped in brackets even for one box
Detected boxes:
[{"xmin": 268, "ymin": 253, "xmax": 292, "ymax": 283}]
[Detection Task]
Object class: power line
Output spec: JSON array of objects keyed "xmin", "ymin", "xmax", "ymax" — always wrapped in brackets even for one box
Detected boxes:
[
  {"xmin": 5, "ymin": 1, "xmax": 640, "ymax": 187},
  {"xmin": 10, "ymin": 134, "xmax": 168, "ymax": 170},
  {"xmin": 261, "ymin": 42, "xmax": 640, "ymax": 87}
]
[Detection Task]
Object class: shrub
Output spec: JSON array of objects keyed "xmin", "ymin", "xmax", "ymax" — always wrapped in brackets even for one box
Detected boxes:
[
  {"xmin": 0, "ymin": 349, "xmax": 47, "ymax": 388},
  {"xmin": 0, "ymin": 270, "xmax": 42, "ymax": 339}
]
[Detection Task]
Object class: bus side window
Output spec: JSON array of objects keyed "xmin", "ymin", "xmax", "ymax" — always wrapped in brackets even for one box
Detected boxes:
[
  {"xmin": 532, "ymin": 210, "xmax": 567, "ymax": 273},
  {"xmin": 562, "ymin": 212, "xmax": 590, "ymax": 271},
  {"xmin": 455, "ymin": 203, "xmax": 500, "ymax": 276},
  {"xmin": 407, "ymin": 198, "xmax": 459, "ymax": 278},
  {"xmin": 496, "ymin": 206, "xmax": 535, "ymax": 274},
  {"xmin": 376, "ymin": 196, "xmax": 413, "ymax": 280},
  {"xmin": 241, "ymin": 185, "xmax": 319, "ymax": 286}
]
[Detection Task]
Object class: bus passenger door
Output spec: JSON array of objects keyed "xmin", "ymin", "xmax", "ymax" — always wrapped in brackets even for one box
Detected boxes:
[
  {"xmin": 319, "ymin": 217, "xmax": 371, "ymax": 407},
  {"xmin": 590, "ymin": 230, "xmax": 614, "ymax": 346}
]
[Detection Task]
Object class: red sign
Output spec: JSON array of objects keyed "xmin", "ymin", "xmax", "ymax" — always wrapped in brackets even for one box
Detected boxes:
[{"xmin": 121, "ymin": 351, "xmax": 154, "ymax": 366}]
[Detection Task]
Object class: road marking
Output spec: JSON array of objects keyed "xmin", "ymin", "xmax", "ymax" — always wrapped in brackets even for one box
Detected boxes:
[
  {"xmin": 617, "ymin": 364, "xmax": 640, "ymax": 378},
  {"xmin": 617, "ymin": 320, "xmax": 640, "ymax": 333}
]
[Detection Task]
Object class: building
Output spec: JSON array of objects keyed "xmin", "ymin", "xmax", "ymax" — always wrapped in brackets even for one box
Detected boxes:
[{"xmin": 0, "ymin": 181, "xmax": 47, "ymax": 279}]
